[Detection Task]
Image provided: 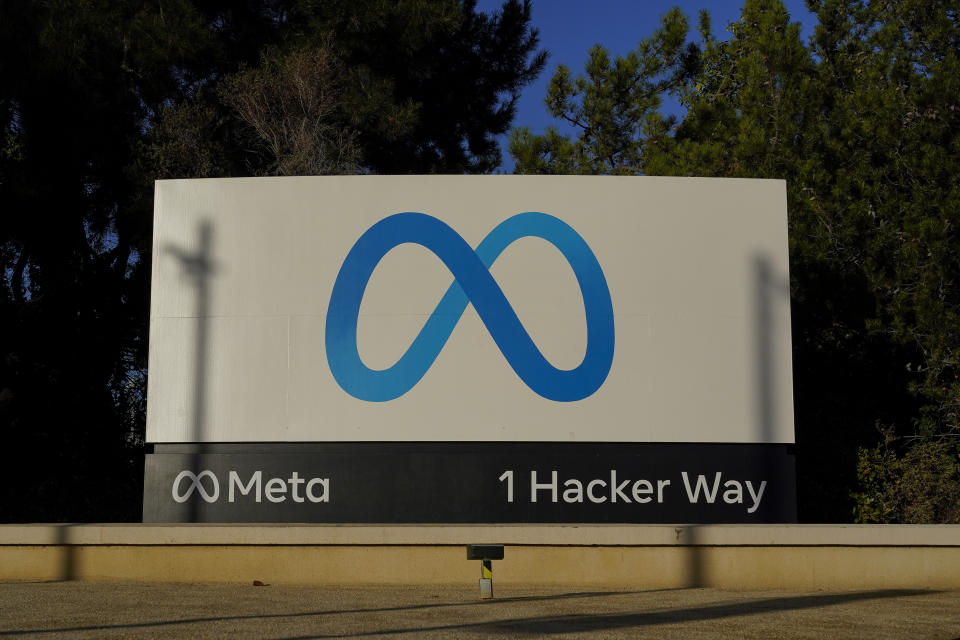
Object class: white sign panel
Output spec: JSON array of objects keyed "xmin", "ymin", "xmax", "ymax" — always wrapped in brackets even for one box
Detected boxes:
[{"xmin": 147, "ymin": 176, "xmax": 793, "ymax": 443}]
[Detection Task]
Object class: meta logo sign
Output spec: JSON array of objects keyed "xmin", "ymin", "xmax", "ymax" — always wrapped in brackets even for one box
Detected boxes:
[
  {"xmin": 171, "ymin": 470, "xmax": 330, "ymax": 504},
  {"xmin": 325, "ymin": 212, "xmax": 615, "ymax": 402},
  {"xmin": 148, "ymin": 176, "xmax": 795, "ymax": 444}
]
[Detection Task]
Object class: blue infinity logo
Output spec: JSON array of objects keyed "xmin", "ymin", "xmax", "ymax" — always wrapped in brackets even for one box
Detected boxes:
[{"xmin": 325, "ymin": 212, "xmax": 615, "ymax": 402}]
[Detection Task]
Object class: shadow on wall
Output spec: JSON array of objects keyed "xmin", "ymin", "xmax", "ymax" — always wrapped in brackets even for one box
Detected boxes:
[
  {"xmin": 754, "ymin": 252, "xmax": 795, "ymax": 524},
  {"xmin": 55, "ymin": 524, "xmax": 74, "ymax": 581},
  {"xmin": 680, "ymin": 254, "xmax": 792, "ymax": 587},
  {"xmin": 681, "ymin": 525, "xmax": 702, "ymax": 588},
  {"xmin": 165, "ymin": 219, "xmax": 216, "ymax": 523},
  {"xmin": 753, "ymin": 252, "xmax": 791, "ymax": 446}
]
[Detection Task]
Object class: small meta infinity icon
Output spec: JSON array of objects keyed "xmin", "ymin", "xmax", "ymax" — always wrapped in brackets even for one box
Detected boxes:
[
  {"xmin": 172, "ymin": 470, "xmax": 220, "ymax": 503},
  {"xmin": 325, "ymin": 212, "xmax": 615, "ymax": 402}
]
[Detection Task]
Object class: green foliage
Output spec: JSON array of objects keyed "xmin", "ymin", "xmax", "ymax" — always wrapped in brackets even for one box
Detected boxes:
[
  {"xmin": 850, "ymin": 427, "xmax": 902, "ymax": 523},
  {"xmin": 145, "ymin": 102, "xmax": 226, "ymax": 179},
  {"xmin": 144, "ymin": 1, "xmax": 546, "ymax": 178},
  {"xmin": 311, "ymin": 0, "xmax": 547, "ymax": 173},
  {"xmin": 511, "ymin": 0, "xmax": 960, "ymax": 521},
  {"xmin": 510, "ymin": 8, "xmax": 696, "ymax": 175},
  {"xmin": 854, "ymin": 437, "xmax": 960, "ymax": 524}
]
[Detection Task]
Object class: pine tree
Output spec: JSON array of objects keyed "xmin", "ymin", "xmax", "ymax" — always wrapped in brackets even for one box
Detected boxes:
[{"xmin": 511, "ymin": 0, "xmax": 960, "ymax": 522}]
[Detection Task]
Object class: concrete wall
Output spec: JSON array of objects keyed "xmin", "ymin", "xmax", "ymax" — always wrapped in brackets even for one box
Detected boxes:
[{"xmin": 2, "ymin": 524, "xmax": 959, "ymax": 590}]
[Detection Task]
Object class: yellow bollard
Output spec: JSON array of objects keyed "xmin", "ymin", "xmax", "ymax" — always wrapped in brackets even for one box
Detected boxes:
[{"xmin": 466, "ymin": 544, "xmax": 504, "ymax": 599}]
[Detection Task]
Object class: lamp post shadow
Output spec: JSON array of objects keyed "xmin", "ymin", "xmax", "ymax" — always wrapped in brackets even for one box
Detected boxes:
[
  {"xmin": 679, "ymin": 254, "xmax": 792, "ymax": 586},
  {"xmin": 55, "ymin": 524, "xmax": 75, "ymax": 581},
  {"xmin": 681, "ymin": 525, "xmax": 703, "ymax": 588},
  {"xmin": 166, "ymin": 220, "xmax": 216, "ymax": 523},
  {"xmin": 753, "ymin": 253, "xmax": 790, "ymax": 445},
  {"xmin": 753, "ymin": 251, "xmax": 795, "ymax": 518}
]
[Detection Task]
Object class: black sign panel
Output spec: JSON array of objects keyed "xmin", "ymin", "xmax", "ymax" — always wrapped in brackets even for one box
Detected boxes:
[{"xmin": 143, "ymin": 443, "xmax": 796, "ymax": 523}]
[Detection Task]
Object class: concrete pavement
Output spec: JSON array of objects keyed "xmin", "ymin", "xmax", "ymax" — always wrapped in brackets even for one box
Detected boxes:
[{"xmin": 1, "ymin": 581, "xmax": 959, "ymax": 639}]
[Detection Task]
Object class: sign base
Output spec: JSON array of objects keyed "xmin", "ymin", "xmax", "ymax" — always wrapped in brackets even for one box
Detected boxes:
[{"xmin": 143, "ymin": 443, "xmax": 796, "ymax": 523}]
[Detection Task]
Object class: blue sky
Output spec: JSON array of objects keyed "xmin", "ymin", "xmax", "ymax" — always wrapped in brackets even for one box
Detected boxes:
[{"xmin": 474, "ymin": 1, "xmax": 818, "ymax": 171}]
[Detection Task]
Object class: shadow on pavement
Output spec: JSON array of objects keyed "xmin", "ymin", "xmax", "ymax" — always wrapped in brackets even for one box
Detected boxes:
[
  {"xmin": 480, "ymin": 589, "xmax": 930, "ymax": 637},
  {"xmin": 274, "ymin": 589, "xmax": 932, "ymax": 639},
  {"xmin": 0, "ymin": 588, "xmax": 931, "ymax": 637},
  {"xmin": 0, "ymin": 589, "xmax": 639, "ymax": 636}
]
